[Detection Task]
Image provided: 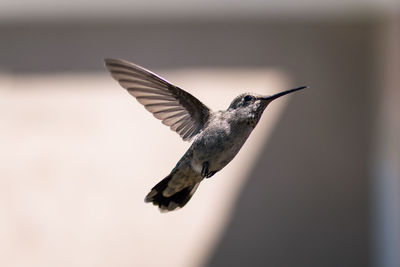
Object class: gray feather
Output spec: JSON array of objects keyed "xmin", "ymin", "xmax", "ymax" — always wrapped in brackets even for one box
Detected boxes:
[{"xmin": 104, "ymin": 58, "xmax": 211, "ymax": 141}]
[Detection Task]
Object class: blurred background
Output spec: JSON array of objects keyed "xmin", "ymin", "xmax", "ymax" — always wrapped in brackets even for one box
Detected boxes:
[{"xmin": 0, "ymin": 1, "xmax": 399, "ymax": 267}]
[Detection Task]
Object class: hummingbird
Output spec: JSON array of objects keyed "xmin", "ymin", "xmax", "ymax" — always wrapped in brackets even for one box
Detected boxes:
[{"xmin": 104, "ymin": 58, "xmax": 306, "ymax": 212}]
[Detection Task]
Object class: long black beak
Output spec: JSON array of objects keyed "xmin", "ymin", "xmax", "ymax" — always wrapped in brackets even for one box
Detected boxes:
[{"xmin": 261, "ymin": 86, "xmax": 307, "ymax": 101}]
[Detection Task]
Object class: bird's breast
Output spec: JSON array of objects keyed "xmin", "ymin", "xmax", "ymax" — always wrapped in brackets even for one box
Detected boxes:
[{"xmin": 190, "ymin": 116, "xmax": 254, "ymax": 174}]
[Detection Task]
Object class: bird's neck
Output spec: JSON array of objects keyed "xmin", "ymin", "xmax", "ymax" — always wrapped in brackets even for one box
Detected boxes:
[{"xmin": 223, "ymin": 108, "xmax": 260, "ymax": 129}]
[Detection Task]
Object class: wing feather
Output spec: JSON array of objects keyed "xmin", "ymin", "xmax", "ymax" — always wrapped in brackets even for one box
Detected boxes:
[{"xmin": 105, "ymin": 58, "xmax": 211, "ymax": 141}]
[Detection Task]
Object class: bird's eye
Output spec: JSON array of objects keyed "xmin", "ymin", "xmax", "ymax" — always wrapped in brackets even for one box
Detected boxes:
[{"xmin": 244, "ymin": 95, "xmax": 253, "ymax": 102}]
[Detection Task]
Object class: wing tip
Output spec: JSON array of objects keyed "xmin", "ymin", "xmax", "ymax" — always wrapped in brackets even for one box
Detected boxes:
[
  {"xmin": 104, "ymin": 57, "xmax": 116, "ymax": 64},
  {"xmin": 104, "ymin": 57, "xmax": 127, "ymax": 68}
]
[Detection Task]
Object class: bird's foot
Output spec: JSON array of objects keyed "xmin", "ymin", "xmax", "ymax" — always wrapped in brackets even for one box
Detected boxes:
[{"xmin": 201, "ymin": 162, "xmax": 217, "ymax": 178}]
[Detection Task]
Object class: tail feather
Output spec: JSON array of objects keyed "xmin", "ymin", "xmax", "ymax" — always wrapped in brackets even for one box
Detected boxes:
[{"xmin": 145, "ymin": 174, "xmax": 199, "ymax": 212}]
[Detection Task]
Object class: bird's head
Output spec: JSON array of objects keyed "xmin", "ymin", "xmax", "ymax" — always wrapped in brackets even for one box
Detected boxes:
[{"xmin": 228, "ymin": 86, "xmax": 307, "ymax": 124}]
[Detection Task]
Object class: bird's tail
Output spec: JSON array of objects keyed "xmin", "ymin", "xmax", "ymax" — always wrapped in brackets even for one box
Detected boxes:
[{"xmin": 145, "ymin": 173, "xmax": 200, "ymax": 212}]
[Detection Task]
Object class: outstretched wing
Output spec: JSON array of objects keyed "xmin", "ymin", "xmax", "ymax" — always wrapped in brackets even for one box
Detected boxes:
[{"xmin": 104, "ymin": 58, "xmax": 211, "ymax": 141}]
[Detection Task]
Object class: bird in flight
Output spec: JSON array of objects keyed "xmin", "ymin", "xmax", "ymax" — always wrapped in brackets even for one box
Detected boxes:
[{"xmin": 104, "ymin": 58, "xmax": 306, "ymax": 212}]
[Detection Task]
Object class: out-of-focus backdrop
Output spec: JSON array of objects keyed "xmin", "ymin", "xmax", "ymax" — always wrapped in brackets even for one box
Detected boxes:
[{"xmin": 0, "ymin": 1, "xmax": 399, "ymax": 267}]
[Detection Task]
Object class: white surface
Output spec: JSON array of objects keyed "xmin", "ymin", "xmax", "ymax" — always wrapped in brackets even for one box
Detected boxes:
[{"xmin": 0, "ymin": 69, "xmax": 289, "ymax": 267}]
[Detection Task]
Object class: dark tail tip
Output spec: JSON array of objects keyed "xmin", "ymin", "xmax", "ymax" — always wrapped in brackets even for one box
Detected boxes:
[{"xmin": 145, "ymin": 175, "xmax": 199, "ymax": 212}]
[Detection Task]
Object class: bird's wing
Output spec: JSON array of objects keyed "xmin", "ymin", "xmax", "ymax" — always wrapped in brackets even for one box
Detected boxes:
[{"xmin": 104, "ymin": 58, "xmax": 211, "ymax": 141}]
